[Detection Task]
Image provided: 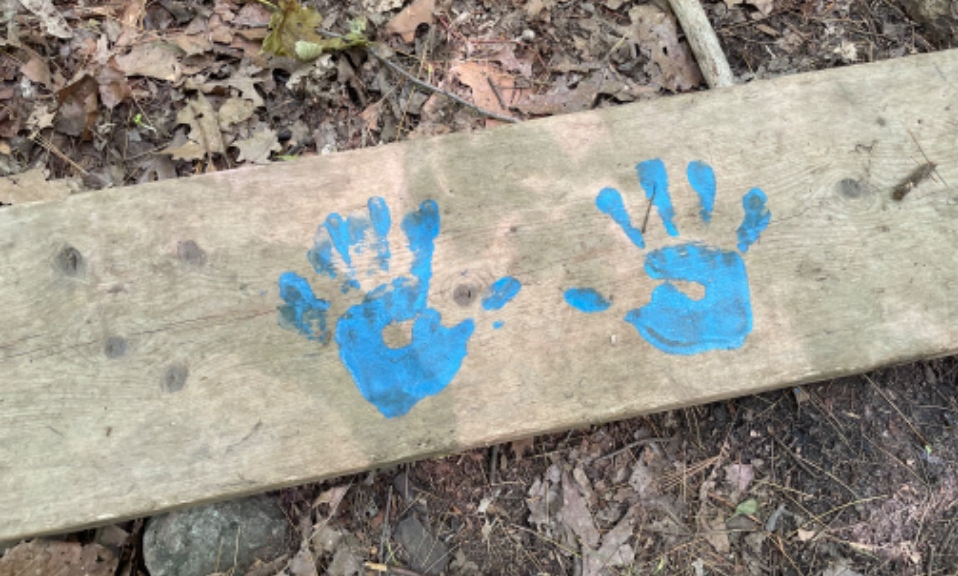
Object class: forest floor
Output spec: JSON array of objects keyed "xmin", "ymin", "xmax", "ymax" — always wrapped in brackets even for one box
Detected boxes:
[{"xmin": 1, "ymin": 0, "xmax": 957, "ymax": 575}]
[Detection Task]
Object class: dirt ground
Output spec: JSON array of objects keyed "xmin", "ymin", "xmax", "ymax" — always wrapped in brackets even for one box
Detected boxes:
[{"xmin": 1, "ymin": 0, "xmax": 957, "ymax": 575}]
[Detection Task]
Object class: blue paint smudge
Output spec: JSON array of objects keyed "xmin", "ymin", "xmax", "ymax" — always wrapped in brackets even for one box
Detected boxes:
[
  {"xmin": 637, "ymin": 159, "xmax": 678, "ymax": 237},
  {"xmin": 307, "ymin": 240, "xmax": 337, "ymax": 278},
  {"xmin": 624, "ymin": 244, "xmax": 751, "ymax": 355},
  {"xmin": 278, "ymin": 271, "xmax": 331, "ymax": 343},
  {"xmin": 482, "ymin": 276, "xmax": 522, "ymax": 311},
  {"xmin": 687, "ymin": 161, "xmax": 716, "ymax": 222},
  {"xmin": 336, "ymin": 200, "xmax": 475, "ymax": 418},
  {"xmin": 596, "ymin": 188, "xmax": 645, "ymax": 248},
  {"xmin": 566, "ymin": 159, "xmax": 771, "ymax": 355},
  {"xmin": 736, "ymin": 188, "xmax": 770, "ymax": 253},
  {"xmin": 493, "ymin": 320, "xmax": 504, "ymax": 329},
  {"xmin": 368, "ymin": 196, "xmax": 391, "ymax": 271},
  {"xmin": 564, "ymin": 288, "xmax": 611, "ymax": 312},
  {"xmin": 280, "ymin": 197, "xmax": 520, "ymax": 419}
]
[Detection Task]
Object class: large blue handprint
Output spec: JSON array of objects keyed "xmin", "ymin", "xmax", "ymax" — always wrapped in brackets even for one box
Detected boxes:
[
  {"xmin": 279, "ymin": 198, "xmax": 521, "ymax": 418},
  {"xmin": 565, "ymin": 159, "xmax": 770, "ymax": 355}
]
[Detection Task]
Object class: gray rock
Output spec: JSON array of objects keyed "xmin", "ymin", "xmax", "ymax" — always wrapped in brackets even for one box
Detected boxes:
[
  {"xmin": 144, "ymin": 496, "xmax": 290, "ymax": 576},
  {"xmin": 395, "ymin": 516, "xmax": 449, "ymax": 576},
  {"xmin": 902, "ymin": 0, "xmax": 958, "ymax": 45}
]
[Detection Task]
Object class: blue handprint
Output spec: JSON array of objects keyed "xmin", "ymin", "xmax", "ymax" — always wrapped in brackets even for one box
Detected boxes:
[
  {"xmin": 278, "ymin": 198, "xmax": 521, "ymax": 418},
  {"xmin": 565, "ymin": 159, "xmax": 770, "ymax": 355}
]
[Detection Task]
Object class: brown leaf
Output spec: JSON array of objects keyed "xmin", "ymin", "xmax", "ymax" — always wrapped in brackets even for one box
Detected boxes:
[
  {"xmin": 115, "ymin": 42, "xmax": 183, "ymax": 81},
  {"xmin": 55, "ymin": 75, "xmax": 99, "ymax": 139},
  {"xmin": 18, "ymin": 0, "xmax": 73, "ymax": 38},
  {"xmin": 234, "ymin": 127, "xmax": 280, "ymax": 164},
  {"xmin": 0, "ymin": 167, "xmax": 77, "ymax": 204},
  {"xmin": 162, "ymin": 93, "xmax": 225, "ymax": 160},
  {"xmin": 21, "ymin": 56, "xmax": 53, "ymax": 88},
  {"xmin": 514, "ymin": 74, "xmax": 600, "ymax": 116},
  {"xmin": 449, "ymin": 61, "xmax": 516, "ymax": 124},
  {"xmin": 0, "ymin": 539, "xmax": 116, "ymax": 576},
  {"xmin": 491, "ymin": 46, "xmax": 534, "ymax": 78},
  {"xmin": 629, "ymin": 5, "xmax": 703, "ymax": 91},
  {"xmin": 95, "ymin": 60, "xmax": 131, "ymax": 109},
  {"xmin": 561, "ymin": 472, "xmax": 601, "ymax": 549},
  {"xmin": 509, "ymin": 437, "xmax": 534, "ymax": 459},
  {"xmin": 235, "ymin": 3, "xmax": 273, "ymax": 27},
  {"xmin": 384, "ymin": 0, "xmax": 436, "ymax": 42}
]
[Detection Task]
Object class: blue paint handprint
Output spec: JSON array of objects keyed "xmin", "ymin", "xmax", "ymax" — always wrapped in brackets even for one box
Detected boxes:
[
  {"xmin": 278, "ymin": 198, "xmax": 521, "ymax": 418},
  {"xmin": 565, "ymin": 159, "xmax": 770, "ymax": 355}
]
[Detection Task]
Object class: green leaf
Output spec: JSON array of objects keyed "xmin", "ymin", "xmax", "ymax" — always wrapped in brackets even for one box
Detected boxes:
[
  {"xmin": 734, "ymin": 498, "xmax": 759, "ymax": 517},
  {"xmin": 262, "ymin": 0, "xmax": 368, "ymax": 60}
]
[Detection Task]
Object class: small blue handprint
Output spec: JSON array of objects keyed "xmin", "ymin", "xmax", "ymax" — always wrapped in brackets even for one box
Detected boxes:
[
  {"xmin": 565, "ymin": 159, "xmax": 770, "ymax": 355},
  {"xmin": 278, "ymin": 198, "xmax": 521, "ymax": 418}
]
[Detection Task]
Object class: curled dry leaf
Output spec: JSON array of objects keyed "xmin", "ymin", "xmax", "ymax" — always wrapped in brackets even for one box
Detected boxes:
[
  {"xmin": 384, "ymin": 0, "xmax": 436, "ymax": 43},
  {"xmin": 18, "ymin": 0, "xmax": 72, "ymax": 38},
  {"xmin": 114, "ymin": 42, "xmax": 183, "ymax": 82},
  {"xmin": 55, "ymin": 74, "xmax": 99, "ymax": 139}
]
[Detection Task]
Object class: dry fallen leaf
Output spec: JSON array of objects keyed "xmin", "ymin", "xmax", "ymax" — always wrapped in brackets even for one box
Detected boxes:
[
  {"xmin": 629, "ymin": 5, "xmax": 703, "ymax": 91},
  {"xmin": 0, "ymin": 167, "xmax": 77, "ymax": 204},
  {"xmin": 18, "ymin": 0, "xmax": 73, "ymax": 38},
  {"xmin": 20, "ymin": 55, "xmax": 53, "ymax": 88},
  {"xmin": 218, "ymin": 97, "xmax": 256, "ymax": 129},
  {"xmin": 55, "ymin": 74, "xmax": 99, "ymax": 139},
  {"xmin": 748, "ymin": 0, "xmax": 774, "ymax": 16},
  {"xmin": 724, "ymin": 463, "xmax": 755, "ymax": 494},
  {"xmin": 561, "ymin": 472, "xmax": 601, "ymax": 549},
  {"xmin": 114, "ymin": 42, "xmax": 183, "ymax": 82},
  {"xmin": 95, "ymin": 60, "xmax": 131, "ymax": 109},
  {"xmin": 582, "ymin": 510, "xmax": 636, "ymax": 576},
  {"xmin": 0, "ymin": 539, "xmax": 116, "ymax": 576},
  {"xmin": 162, "ymin": 93, "xmax": 225, "ymax": 160},
  {"xmin": 515, "ymin": 74, "xmax": 600, "ymax": 116},
  {"xmin": 449, "ymin": 60, "xmax": 516, "ymax": 124},
  {"xmin": 234, "ymin": 127, "xmax": 280, "ymax": 164},
  {"xmin": 384, "ymin": 0, "xmax": 435, "ymax": 43},
  {"xmin": 509, "ymin": 437, "xmax": 534, "ymax": 459}
]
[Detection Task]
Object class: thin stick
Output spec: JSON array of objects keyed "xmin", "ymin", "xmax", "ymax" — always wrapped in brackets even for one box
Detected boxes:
[
  {"xmin": 364, "ymin": 562, "xmax": 427, "ymax": 576},
  {"xmin": 864, "ymin": 374, "xmax": 931, "ymax": 450},
  {"xmin": 667, "ymin": 0, "xmax": 735, "ymax": 88},
  {"xmin": 367, "ymin": 48, "xmax": 519, "ymax": 124}
]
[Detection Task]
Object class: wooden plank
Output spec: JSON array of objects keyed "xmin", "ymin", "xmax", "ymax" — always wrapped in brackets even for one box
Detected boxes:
[{"xmin": 2, "ymin": 49, "xmax": 957, "ymax": 540}]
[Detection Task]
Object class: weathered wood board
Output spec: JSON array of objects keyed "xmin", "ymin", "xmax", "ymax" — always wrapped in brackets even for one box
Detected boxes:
[{"xmin": 2, "ymin": 49, "xmax": 957, "ymax": 540}]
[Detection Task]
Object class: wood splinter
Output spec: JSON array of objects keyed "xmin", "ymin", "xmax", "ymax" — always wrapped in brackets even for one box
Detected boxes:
[{"xmin": 892, "ymin": 162, "xmax": 937, "ymax": 201}]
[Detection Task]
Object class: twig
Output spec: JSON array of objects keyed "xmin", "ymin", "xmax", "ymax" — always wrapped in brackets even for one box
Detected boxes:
[
  {"xmin": 367, "ymin": 47, "xmax": 519, "ymax": 124},
  {"xmin": 379, "ymin": 485, "xmax": 393, "ymax": 560},
  {"xmin": 31, "ymin": 133, "xmax": 89, "ymax": 177},
  {"xmin": 865, "ymin": 374, "xmax": 931, "ymax": 450},
  {"xmin": 489, "ymin": 444, "xmax": 500, "ymax": 485},
  {"xmin": 365, "ymin": 562, "xmax": 427, "ymax": 576},
  {"xmin": 486, "ymin": 77, "xmax": 508, "ymax": 110},
  {"xmin": 595, "ymin": 437, "xmax": 669, "ymax": 461},
  {"xmin": 667, "ymin": 0, "xmax": 735, "ymax": 88}
]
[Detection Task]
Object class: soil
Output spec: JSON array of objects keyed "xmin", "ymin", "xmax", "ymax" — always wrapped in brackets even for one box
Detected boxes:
[{"xmin": 1, "ymin": 0, "xmax": 957, "ymax": 575}]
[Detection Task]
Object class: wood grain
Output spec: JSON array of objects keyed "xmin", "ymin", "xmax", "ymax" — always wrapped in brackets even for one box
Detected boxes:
[{"xmin": 2, "ymin": 49, "xmax": 957, "ymax": 540}]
